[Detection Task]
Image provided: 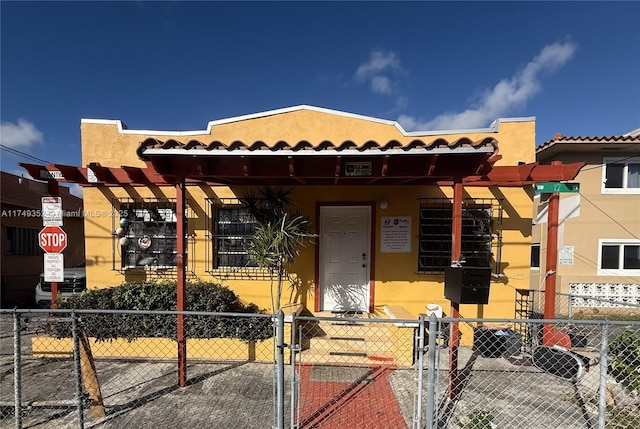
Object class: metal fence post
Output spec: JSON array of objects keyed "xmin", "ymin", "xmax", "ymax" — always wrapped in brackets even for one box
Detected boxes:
[
  {"xmin": 426, "ymin": 314, "xmax": 438, "ymax": 429},
  {"xmin": 598, "ymin": 322, "xmax": 609, "ymax": 429},
  {"xmin": 72, "ymin": 312, "xmax": 85, "ymax": 429},
  {"xmin": 290, "ymin": 312, "xmax": 300, "ymax": 429},
  {"xmin": 413, "ymin": 315, "xmax": 425, "ymax": 429},
  {"xmin": 13, "ymin": 311, "xmax": 22, "ymax": 429},
  {"xmin": 276, "ymin": 310, "xmax": 285, "ymax": 429}
]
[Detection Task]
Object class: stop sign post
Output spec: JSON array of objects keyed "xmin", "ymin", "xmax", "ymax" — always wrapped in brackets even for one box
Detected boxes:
[
  {"xmin": 39, "ymin": 226, "xmax": 67, "ymax": 307},
  {"xmin": 39, "ymin": 226, "xmax": 68, "ymax": 253}
]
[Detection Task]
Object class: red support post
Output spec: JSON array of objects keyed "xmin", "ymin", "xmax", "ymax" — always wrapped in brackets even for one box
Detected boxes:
[
  {"xmin": 543, "ymin": 190, "xmax": 559, "ymax": 345},
  {"xmin": 176, "ymin": 178, "xmax": 187, "ymax": 387},
  {"xmin": 448, "ymin": 180, "xmax": 463, "ymax": 399}
]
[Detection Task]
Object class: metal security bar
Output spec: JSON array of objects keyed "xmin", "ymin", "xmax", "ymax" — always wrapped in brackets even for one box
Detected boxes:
[
  {"xmin": 110, "ymin": 197, "xmax": 196, "ymax": 276},
  {"xmin": 417, "ymin": 198, "xmax": 503, "ymax": 274}
]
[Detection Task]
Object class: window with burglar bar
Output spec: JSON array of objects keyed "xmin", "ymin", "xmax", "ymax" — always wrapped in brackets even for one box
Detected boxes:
[
  {"xmin": 113, "ymin": 198, "xmax": 185, "ymax": 270},
  {"xmin": 208, "ymin": 200, "xmax": 259, "ymax": 269},
  {"xmin": 418, "ymin": 198, "xmax": 502, "ymax": 274}
]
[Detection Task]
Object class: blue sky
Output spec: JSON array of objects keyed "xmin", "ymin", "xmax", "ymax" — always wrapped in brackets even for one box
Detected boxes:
[{"xmin": 2, "ymin": 1, "xmax": 639, "ymax": 196}]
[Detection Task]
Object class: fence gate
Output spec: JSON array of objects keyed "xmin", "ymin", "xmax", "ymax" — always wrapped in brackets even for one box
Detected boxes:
[{"xmin": 289, "ymin": 313, "xmax": 423, "ymax": 429}]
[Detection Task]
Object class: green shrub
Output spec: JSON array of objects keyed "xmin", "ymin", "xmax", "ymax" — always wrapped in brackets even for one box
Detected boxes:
[
  {"xmin": 609, "ymin": 330, "xmax": 640, "ymax": 395},
  {"xmin": 461, "ymin": 410, "xmax": 495, "ymax": 429},
  {"xmin": 46, "ymin": 281, "xmax": 273, "ymax": 343}
]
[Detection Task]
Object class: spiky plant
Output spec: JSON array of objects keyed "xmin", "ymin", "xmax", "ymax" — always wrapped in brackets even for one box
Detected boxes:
[{"xmin": 242, "ymin": 187, "xmax": 316, "ymax": 312}]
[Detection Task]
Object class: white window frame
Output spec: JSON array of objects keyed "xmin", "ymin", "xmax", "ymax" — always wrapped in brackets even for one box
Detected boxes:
[
  {"xmin": 597, "ymin": 239, "xmax": 640, "ymax": 276},
  {"xmin": 601, "ymin": 156, "xmax": 640, "ymax": 194}
]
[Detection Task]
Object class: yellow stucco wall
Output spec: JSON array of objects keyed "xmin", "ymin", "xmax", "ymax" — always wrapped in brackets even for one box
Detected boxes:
[{"xmin": 80, "ymin": 108, "xmax": 536, "ymax": 320}]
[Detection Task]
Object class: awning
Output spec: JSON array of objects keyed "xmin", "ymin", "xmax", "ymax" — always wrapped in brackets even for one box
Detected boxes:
[
  {"xmin": 133, "ymin": 137, "xmax": 583, "ymax": 187},
  {"xmin": 135, "ymin": 136, "xmax": 502, "ymax": 186},
  {"xmin": 19, "ymin": 158, "xmax": 584, "ymax": 188}
]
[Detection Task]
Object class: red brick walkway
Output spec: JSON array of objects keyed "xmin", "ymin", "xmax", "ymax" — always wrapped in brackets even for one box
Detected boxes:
[{"xmin": 297, "ymin": 364, "xmax": 407, "ymax": 429}]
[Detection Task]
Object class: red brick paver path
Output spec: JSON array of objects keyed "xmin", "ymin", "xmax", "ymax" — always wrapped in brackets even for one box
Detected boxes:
[{"xmin": 297, "ymin": 364, "xmax": 407, "ymax": 429}]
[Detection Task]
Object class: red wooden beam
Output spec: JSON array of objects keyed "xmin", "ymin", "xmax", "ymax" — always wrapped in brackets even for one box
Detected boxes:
[
  {"xmin": 87, "ymin": 163, "xmax": 116, "ymax": 183},
  {"xmin": 19, "ymin": 163, "xmax": 50, "ymax": 181},
  {"xmin": 543, "ymin": 190, "xmax": 559, "ymax": 346},
  {"xmin": 52, "ymin": 164, "xmax": 89, "ymax": 184},
  {"xmin": 427, "ymin": 155, "xmax": 438, "ymax": 176},
  {"xmin": 122, "ymin": 166, "xmax": 151, "ymax": 185},
  {"xmin": 529, "ymin": 162, "xmax": 584, "ymax": 181},
  {"xmin": 176, "ymin": 178, "xmax": 187, "ymax": 387},
  {"xmin": 449, "ymin": 180, "xmax": 463, "ymax": 400},
  {"xmin": 381, "ymin": 155, "xmax": 389, "ymax": 177},
  {"xmin": 287, "ymin": 156, "xmax": 307, "ymax": 184}
]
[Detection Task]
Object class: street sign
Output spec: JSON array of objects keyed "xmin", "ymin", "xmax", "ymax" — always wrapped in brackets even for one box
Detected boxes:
[
  {"xmin": 44, "ymin": 253, "xmax": 64, "ymax": 282},
  {"xmin": 39, "ymin": 169, "xmax": 64, "ymax": 180},
  {"xmin": 38, "ymin": 226, "xmax": 68, "ymax": 253},
  {"xmin": 535, "ymin": 182, "xmax": 580, "ymax": 194},
  {"xmin": 42, "ymin": 197, "xmax": 63, "ymax": 226}
]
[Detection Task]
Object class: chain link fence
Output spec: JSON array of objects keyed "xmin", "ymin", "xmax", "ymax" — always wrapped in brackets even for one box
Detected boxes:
[
  {"xmin": 1, "ymin": 308, "xmax": 639, "ymax": 428},
  {"xmin": 525, "ymin": 288, "xmax": 640, "ymax": 320}
]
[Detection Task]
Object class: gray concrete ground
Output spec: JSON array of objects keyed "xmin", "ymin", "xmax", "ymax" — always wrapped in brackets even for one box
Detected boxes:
[{"xmin": 2, "ymin": 349, "xmax": 637, "ymax": 429}]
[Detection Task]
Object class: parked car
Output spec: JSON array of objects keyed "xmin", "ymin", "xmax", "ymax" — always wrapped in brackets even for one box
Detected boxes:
[{"xmin": 35, "ymin": 262, "xmax": 86, "ymax": 306}]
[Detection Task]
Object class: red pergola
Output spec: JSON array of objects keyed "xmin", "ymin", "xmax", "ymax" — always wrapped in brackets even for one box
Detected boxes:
[{"xmin": 21, "ymin": 146, "xmax": 584, "ymax": 393}]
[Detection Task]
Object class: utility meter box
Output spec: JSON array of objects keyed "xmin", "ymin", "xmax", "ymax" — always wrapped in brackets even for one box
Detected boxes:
[{"xmin": 444, "ymin": 266, "xmax": 492, "ymax": 304}]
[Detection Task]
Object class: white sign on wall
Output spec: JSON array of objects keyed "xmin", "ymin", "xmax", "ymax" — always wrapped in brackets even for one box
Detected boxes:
[
  {"xmin": 42, "ymin": 197, "xmax": 63, "ymax": 226},
  {"xmin": 44, "ymin": 253, "xmax": 64, "ymax": 282},
  {"xmin": 559, "ymin": 246, "xmax": 574, "ymax": 265},
  {"xmin": 380, "ymin": 216, "xmax": 412, "ymax": 253}
]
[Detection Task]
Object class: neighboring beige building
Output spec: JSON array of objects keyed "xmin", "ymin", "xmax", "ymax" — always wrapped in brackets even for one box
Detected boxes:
[{"xmin": 531, "ymin": 130, "xmax": 640, "ymax": 313}]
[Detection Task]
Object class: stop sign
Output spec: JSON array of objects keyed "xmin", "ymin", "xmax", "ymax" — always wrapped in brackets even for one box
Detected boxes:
[{"xmin": 39, "ymin": 226, "xmax": 68, "ymax": 253}]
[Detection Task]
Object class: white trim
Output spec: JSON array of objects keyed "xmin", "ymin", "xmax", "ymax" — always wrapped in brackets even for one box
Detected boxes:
[
  {"xmin": 80, "ymin": 118, "xmax": 214, "ymax": 137},
  {"xmin": 82, "ymin": 105, "xmax": 534, "ymax": 138},
  {"xmin": 405, "ymin": 116, "xmax": 536, "ymax": 137},
  {"xmin": 597, "ymin": 239, "xmax": 640, "ymax": 276},
  {"xmin": 142, "ymin": 146, "xmax": 494, "ymax": 157},
  {"xmin": 601, "ymin": 156, "xmax": 640, "ymax": 195},
  {"xmin": 530, "ymin": 243, "xmax": 541, "ymax": 269}
]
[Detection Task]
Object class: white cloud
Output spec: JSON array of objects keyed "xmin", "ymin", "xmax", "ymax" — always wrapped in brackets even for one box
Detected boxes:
[
  {"xmin": 371, "ymin": 76, "xmax": 392, "ymax": 94},
  {"xmin": 398, "ymin": 40, "xmax": 577, "ymax": 131},
  {"xmin": 355, "ymin": 51, "xmax": 404, "ymax": 95},
  {"xmin": 0, "ymin": 119, "xmax": 44, "ymax": 149}
]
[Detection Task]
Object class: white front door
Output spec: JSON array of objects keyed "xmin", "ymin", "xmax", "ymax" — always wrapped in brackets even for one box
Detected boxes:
[{"xmin": 319, "ymin": 206, "xmax": 371, "ymax": 312}]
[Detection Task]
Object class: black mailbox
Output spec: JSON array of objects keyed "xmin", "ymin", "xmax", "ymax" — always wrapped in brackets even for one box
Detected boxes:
[{"xmin": 444, "ymin": 266, "xmax": 492, "ymax": 304}]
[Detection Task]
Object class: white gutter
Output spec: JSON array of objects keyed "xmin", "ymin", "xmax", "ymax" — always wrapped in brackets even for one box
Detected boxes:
[{"xmin": 141, "ymin": 146, "xmax": 494, "ymax": 157}]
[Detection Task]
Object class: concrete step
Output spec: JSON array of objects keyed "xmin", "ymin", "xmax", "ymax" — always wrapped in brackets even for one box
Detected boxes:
[
  {"xmin": 297, "ymin": 349, "xmax": 397, "ymax": 366},
  {"xmin": 308, "ymin": 336, "xmax": 392, "ymax": 354},
  {"xmin": 297, "ymin": 316, "xmax": 396, "ymax": 365},
  {"xmin": 301, "ymin": 320, "xmax": 390, "ymax": 341}
]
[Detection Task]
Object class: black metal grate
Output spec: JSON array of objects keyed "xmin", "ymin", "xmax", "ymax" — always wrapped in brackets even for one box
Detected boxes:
[
  {"xmin": 417, "ymin": 197, "xmax": 503, "ymax": 274},
  {"xmin": 111, "ymin": 197, "xmax": 195, "ymax": 274},
  {"xmin": 206, "ymin": 198, "xmax": 259, "ymax": 271}
]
